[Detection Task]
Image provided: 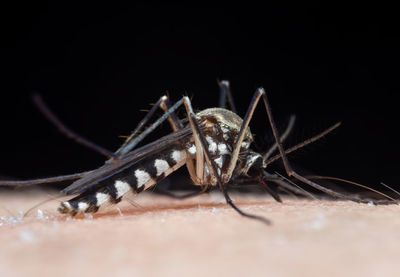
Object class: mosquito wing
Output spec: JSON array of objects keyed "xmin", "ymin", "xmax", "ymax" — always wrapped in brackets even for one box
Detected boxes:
[{"xmin": 61, "ymin": 125, "xmax": 196, "ymax": 195}]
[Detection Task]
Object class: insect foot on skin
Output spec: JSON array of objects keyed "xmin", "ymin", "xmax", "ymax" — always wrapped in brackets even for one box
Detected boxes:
[{"xmin": 0, "ymin": 80, "xmax": 398, "ymax": 225}]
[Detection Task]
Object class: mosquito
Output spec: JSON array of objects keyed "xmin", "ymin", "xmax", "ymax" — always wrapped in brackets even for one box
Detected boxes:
[{"xmin": 0, "ymin": 81, "xmax": 397, "ymax": 225}]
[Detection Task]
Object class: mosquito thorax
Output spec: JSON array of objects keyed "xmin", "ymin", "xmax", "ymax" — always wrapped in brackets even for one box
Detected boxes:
[
  {"xmin": 196, "ymin": 107, "xmax": 253, "ymax": 149},
  {"xmin": 180, "ymin": 107, "xmax": 256, "ymax": 186}
]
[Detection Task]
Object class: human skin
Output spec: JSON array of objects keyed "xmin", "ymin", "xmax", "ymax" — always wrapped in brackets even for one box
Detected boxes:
[{"xmin": 1, "ymin": 189, "xmax": 400, "ymax": 277}]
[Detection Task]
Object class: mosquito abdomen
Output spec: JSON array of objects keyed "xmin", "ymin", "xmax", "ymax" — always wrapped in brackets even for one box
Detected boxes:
[{"xmin": 58, "ymin": 147, "xmax": 187, "ymax": 215}]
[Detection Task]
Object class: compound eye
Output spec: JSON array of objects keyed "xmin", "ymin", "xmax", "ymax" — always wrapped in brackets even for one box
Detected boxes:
[{"xmin": 246, "ymin": 155, "xmax": 263, "ymax": 177}]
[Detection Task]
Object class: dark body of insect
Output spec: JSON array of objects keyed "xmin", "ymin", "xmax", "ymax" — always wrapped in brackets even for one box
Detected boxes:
[{"xmin": 59, "ymin": 108, "xmax": 260, "ymax": 216}]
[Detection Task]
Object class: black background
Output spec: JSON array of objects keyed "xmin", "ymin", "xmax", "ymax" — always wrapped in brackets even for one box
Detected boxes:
[{"xmin": 1, "ymin": 3, "xmax": 399, "ymax": 191}]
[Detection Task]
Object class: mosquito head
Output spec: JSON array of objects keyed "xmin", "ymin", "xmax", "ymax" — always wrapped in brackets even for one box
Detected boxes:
[{"xmin": 236, "ymin": 151, "xmax": 264, "ymax": 178}]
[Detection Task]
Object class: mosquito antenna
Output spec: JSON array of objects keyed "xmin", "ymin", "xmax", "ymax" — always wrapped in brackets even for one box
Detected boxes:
[
  {"xmin": 306, "ymin": 175, "xmax": 397, "ymax": 202},
  {"xmin": 273, "ymin": 172, "xmax": 318, "ymax": 200},
  {"xmin": 263, "ymin": 122, "xmax": 341, "ymax": 167},
  {"xmin": 32, "ymin": 92, "xmax": 116, "ymax": 159},
  {"xmin": 380, "ymin": 182, "xmax": 400, "ymax": 198}
]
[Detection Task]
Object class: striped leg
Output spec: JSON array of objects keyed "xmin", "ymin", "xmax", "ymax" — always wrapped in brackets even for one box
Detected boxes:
[
  {"xmin": 158, "ymin": 95, "xmax": 208, "ymax": 190},
  {"xmin": 158, "ymin": 96, "xmax": 211, "ymax": 197}
]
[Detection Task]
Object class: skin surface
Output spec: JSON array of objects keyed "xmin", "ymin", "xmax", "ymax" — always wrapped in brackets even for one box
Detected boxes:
[{"xmin": 1, "ymin": 189, "xmax": 400, "ymax": 277}]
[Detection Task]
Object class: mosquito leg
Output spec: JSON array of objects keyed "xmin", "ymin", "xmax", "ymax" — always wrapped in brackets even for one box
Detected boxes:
[
  {"xmin": 3, "ymin": 95, "xmax": 182, "ymax": 187},
  {"xmin": 118, "ymin": 94, "xmax": 201, "ymax": 186},
  {"xmin": 0, "ymin": 97, "xmax": 186, "ymax": 188},
  {"xmin": 116, "ymin": 96, "xmax": 167, "ymax": 154},
  {"xmin": 155, "ymin": 94, "xmax": 206, "ymax": 193},
  {"xmin": 263, "ymin": 122, "xmax": 341, "ymax": 167},
  {"xmin": 259, "ymin": 180, "xmax": 282, "ymax": 202},
  {"xmin": 225, "ymin": 179, "xmax": 281, "ymax": 202},
  {"xmin": 217, "ymin": 80, "xmax": 237, "ymax": 113},
  {"xmin": 0, "ymin": 171, "xmax": 90, "ymax": 187},
  {"xmin": 154, "ymin": 185, "xmax": 210, "ymax": 199},
  {"xmin": 116, "ymin": 95, "xmax": 184, "ymax": 155},
  {"xmin": 32, "ymin": 93, "xmax": 116, "ymax": 159},
  {"xmin": 182, "ymin": 97, "xmax": 205, "ymax": 184},
  {"xmin": 159, "ymin": 95, "xmax": 202, "ymax": 186},
  {"xmin": 183, "ymin": 97, "xmax": 271, "ymax": 225},
  {"xmin": 225, "ymin": 88, "xmax": 265, "ymax": 183},
  {"xmin": 159, "ymin": 95, "xmax": 184, "ymax": 131},
  {"xmin": 261, "ymin": 90, "xmax": 394, "ymax": 204},
  {"xmin": 116, "ymin": 98, "xmax": 185, "ymax": 156},
  {"xmin": 114, "ymin": 94, "xmax": 204, "ymax": 198},
  {"xmin": 33, "ymin": 93, "xmax": 184, "ymax": 158},
  {"xmin": 222, "ymin": 188, "xmax": 271, "ymax": 225},
  {"xmin": 218, "ymin": 80, "xmax": 227, "ymax": 109},
  {"xmin": 262, "ymin": 171, "xmax": 318, "ymax": 199},
  {"xmin": 263, "ymin": 114, "xmax": 296, "ymax": 161}
]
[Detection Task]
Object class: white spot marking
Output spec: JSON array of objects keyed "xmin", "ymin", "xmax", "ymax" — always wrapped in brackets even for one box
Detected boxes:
[
  {"xmin": 171, "ymin": 149, "xmax": 185, "ymax": 163},
  {"xmin": 62, "ymin": 201, "xmax": 72, "ymax": 211},
  {"xmin": 78, "ymin": 202, "xmax": 89, "ymax": 212},
  {"xmin": 114, "ymin": 180, "xmax": 131, "ymax": 198},
  {"xmin": 96, "ymin": 192, "xmax": 110, "ymax": 206},
  {"xmin": 214, "ymin": 156, "xmax": 224, "ymax": 168},
  {"xmin": 247, "ymin": 153, "xmax": 261, "ymax": 168},
  {"xmin": 154, "ymin": 159, "xmax": 170, "ymax": 176},
  {"xmin": 241, "ymin": 141, "xmax": 250, "ymax": 149},
  {"xmin": 135, "ymin": 169, "xmax": 151, "ymax": 189},
  {"xmin": 217, "ymin": 143, "xmax": 229, "ymax": 155},
  {"xmin": 221, "ymin": 127, "xmax": 230, "ymax": 140},
  {"xmin": 188, "ymin": 144, "xmax": 196, "ymax": 155},
  {"xmin": 206, "ymin": 136, "xmax": 217, "ymax": 153},
  {"xmin": 221, "ymin": 126, "xmax": 230, "ymax": 133}
]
